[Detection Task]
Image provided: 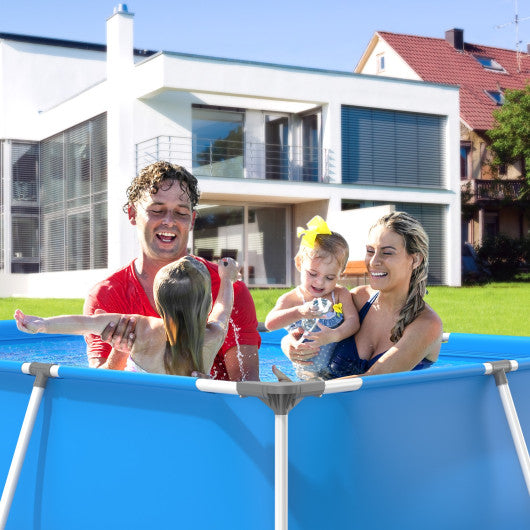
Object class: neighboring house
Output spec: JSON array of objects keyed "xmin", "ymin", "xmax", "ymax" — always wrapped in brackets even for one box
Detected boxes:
[
  {"xmin": 0, "ymin": 6, "xmax": 461, "ymax": 298},
  {"xmin": 356, "ymin": 28, "xmax": 530, "ymax": 247}
]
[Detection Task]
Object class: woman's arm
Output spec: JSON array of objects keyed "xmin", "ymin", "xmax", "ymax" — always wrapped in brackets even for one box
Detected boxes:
[
  {"xmin": 14, "ymin": 309, "xmax": 125, "ymax": 336},
  {"xmin": 202, "ymin": 258, "xmax": 238, "ymax": 373},
  {"xmin": 341, "ymin": 306, "xmax": 442, "ymax": 378}
]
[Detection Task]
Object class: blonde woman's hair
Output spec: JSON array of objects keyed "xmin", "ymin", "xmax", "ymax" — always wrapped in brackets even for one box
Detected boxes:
[
  {"xmin": 371, "ymin": 211, "xmax": 429, "ymax": 343},
  {"xmin": 153, "ymin": 256, "xmax": 211, "ymax": 375},
  {"xmin": 295, "ymin": 232, "xmax": 349, "ymax": 273}
]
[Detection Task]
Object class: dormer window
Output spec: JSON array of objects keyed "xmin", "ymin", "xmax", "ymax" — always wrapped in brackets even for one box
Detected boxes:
[
  {"xmin": 473, "ymin": 55, "xmax": 506, "ymax": 72},
  {"xmin": 485, "ymin": 90, "xmax": 505, "ymax": 105},
  {"xmin": 376, "ymin": 53, "xmax": 385, "ymax": 73}
]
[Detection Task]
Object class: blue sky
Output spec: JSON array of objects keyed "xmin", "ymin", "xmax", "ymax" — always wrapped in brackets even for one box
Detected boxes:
[{"xmin": 0, "ymin": 0, "xmax": 528, "ymax": 71}]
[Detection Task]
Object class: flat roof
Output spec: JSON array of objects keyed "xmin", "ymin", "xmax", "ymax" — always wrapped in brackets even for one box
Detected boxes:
[{"xmin": 0, "ymin": 32, "xmax": 156, "ymax": 57}]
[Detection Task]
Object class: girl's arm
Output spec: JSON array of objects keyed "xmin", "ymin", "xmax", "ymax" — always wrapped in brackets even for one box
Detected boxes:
[
  {"xmin": 265, "ymin": 291, "xmax": 323, "ymax": 331},
  {"xmin": 201, "ymin": 258, "xmax": 239, "ymax": 373},
  {"xmin": 14, "ymin": 309, "xmax": 126, "ymax": 336},
  {"xmin": 302, "ymin": 285, "xmax": 360, "ymax": 347}
]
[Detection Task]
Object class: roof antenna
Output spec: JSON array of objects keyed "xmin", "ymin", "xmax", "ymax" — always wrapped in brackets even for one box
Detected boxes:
[{"xmin": 495, "ymin": 0, "xmax": 530, "ymax": 73}]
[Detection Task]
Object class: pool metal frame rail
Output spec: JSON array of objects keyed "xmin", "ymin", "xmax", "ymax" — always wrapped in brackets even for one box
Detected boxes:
[
  {"xmin": 0, "ymin": 363, "xmax": 59, "ymax": 530},
  {"xmin": 198, "ymin": 358, "xmax": 530, "ymax": 530},
  {"xmin": 1, "ymin": 359, "xmax": 529, "ymax": 530}
]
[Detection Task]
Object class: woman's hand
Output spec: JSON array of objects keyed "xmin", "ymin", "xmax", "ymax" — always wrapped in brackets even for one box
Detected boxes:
[
  {"xmin": 300, "ymin": 321, "xmax": 334, "ymax": 347},
  {"xmin": 281, "ymin": 328, "xmax": 320, "ymax": 364}
]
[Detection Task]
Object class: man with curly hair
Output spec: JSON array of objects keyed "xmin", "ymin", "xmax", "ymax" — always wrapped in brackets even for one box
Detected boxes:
[{"xmin": 83, "ymin": 161, "xmax": 261, "ymax": 380}]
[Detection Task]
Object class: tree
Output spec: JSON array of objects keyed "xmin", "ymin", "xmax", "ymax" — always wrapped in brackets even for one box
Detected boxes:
[{"xmin": 487, "ymin": 84, "xmax": 530, "ymax": 199}]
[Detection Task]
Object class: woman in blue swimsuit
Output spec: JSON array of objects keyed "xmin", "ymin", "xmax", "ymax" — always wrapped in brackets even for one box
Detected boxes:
[{"xmin": 280, "ymin": 211, "xmax": 442, "ymax": 378}]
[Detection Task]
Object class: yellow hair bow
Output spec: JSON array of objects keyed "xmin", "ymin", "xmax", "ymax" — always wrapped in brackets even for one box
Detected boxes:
[
  {"xmin": 297, "ymin": 216, "xmax": 332, "ymax": 249},
  {"xmin": 333, "ymin": 303, "xmax": 343, "ymax": 314}
]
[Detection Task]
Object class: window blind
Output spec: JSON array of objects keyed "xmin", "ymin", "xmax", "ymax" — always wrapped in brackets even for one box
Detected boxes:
[
  {"xmin": 40, "ymin": 113, "xmax": 107, "ymax": 272},
  {"xmin": 341, "ymin": 106, "xmax": 446, "ymax": 188}
]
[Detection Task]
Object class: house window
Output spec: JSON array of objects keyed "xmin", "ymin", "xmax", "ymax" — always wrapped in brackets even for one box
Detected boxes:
[
  {"xmin": 376, "ymin": 53, "xmax": 385, "ymax": 73},
  {"xmin": 265, "ymin": 115, "xmax": 289, "ymax": 180},
  {"xmin": 12, "ymin": 143, "xmax": 38, "ymax": 203},
  {"xmin": 192, "ymin": 107, "xmax": 244, "ymax": 179},
  {"xmin": 485, "ymin": 90, "xmax": 505, "ymax": 105},
  {"xmin": 192, "ymin": 203, "xmax": 288, "ymax": 286},
  {"xmin": 341, "ymin": 106, "xmax": 446, "ymax": 188},
  {"xmin": 40, "ymin": 113, "xmax": 107, "ymax": 272},
  {"xmin": 11, "ymin": 214, "xmax": 39, "ymax": 273},
  {"xmin": 11, "ymin": 142, "xmax": 39, "ymax": 273},
  {"xmin": 301, "ymin": 113, "xmax": 319, "ymax": 182},
  {"xmin": 460, "ymin": 143, "xmax": 471, "ymax": 179},
  {"xmin": 484, "ymin": 212, "xmax": 499, "ymax": 238},
  {"xmin": 473, "ymin": 55, "xmax": 506, "ymax": 72}
]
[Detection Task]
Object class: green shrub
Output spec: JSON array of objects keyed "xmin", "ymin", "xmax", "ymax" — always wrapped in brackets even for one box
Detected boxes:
[{"xmin": 475, "ymin": 234, "xmax": 529, "ymax": 281}]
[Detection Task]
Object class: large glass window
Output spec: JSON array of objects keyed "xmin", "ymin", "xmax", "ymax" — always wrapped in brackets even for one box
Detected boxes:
[
  {"xmin": 192, "ymin": 203, "xmax": 288, "ymax": 286},
  {"xmin": 247, "ymin": 206, "xmax": 286, "ymax": 284},
  {"xmin": 40, "ymin": 113, "xmax": 107, "ymax": 272},
  {"xmin": 192, "ymin": 107, "xmax": 244, "ymax": 179}
]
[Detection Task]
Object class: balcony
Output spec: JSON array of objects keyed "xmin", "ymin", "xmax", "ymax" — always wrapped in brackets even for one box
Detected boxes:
[
  {"xmin": 136, "ymin": 136, "xmax": 329, "ymax": 183},
  {"xmin": 462, "ymin": 179, "xmax": 525, "ymax": 202}
]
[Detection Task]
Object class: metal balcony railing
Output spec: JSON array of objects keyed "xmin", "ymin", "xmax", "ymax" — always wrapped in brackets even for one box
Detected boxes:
[
  {"xmin": 462, "ymin": 179, "xmax": 525, "ymax": 202},
  {"xmin": 136, "ymin": 136, "xmax": 329, "ymax": 183}
]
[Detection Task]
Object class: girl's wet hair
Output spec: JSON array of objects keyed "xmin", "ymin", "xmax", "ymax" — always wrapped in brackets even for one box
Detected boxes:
[
  {"xmin": 153, "ymin": 256, "xmax": 211, "ymax": 375},
  {"xmin": 295, "ymin": 232, "xmax": 350, "ymax": 273},
  {"xmin": 371, "ymin": 211, "xmax": 429, "ymax": 343}
]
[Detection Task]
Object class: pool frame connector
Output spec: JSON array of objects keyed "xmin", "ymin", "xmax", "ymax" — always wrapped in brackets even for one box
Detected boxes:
[{"xmin": 0, "ymin": 363, "xmax": 60, "ymax": 530}]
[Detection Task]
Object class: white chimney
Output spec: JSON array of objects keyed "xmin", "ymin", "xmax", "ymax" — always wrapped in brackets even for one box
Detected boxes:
[{"xmin": 106, "ymin": 4, "xmax": 134, "ymax": 80}]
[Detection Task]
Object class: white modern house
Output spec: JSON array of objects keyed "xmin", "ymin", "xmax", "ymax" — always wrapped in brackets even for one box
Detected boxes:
[{"xmin": 0, "ymin": 5, "xmax": 461, "ymax": 298}]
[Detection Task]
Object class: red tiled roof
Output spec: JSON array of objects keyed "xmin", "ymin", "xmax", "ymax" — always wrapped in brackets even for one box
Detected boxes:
[{"xmin": 377, "ymin": 31, "xmax": 530, "ymax": 130}]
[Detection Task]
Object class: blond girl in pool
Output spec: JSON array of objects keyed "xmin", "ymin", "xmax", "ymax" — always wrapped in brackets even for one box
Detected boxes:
[{"xmin": 15, "ymin": 256, "xmax": 238, "ymax": 377}]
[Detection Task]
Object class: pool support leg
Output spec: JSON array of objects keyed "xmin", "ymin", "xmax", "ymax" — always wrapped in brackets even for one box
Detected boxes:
[
  {"xmin": 0, "ymin": 363, "xmax": 59, "ymax": 530},
  {"xmin": 486, "ymin": 360, "xmax": 530, "ymax": 496}
]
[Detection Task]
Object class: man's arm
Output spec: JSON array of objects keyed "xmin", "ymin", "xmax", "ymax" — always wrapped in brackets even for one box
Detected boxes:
[
  {"xmin": 224, "ymin": 344, "xmax": 259, "ymax": 381},
  {"xmin": 219, "ymin": 279, "xmax": 261, "ymax": 381}
]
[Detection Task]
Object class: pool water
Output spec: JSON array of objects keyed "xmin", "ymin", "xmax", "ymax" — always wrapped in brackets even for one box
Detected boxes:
[
  {"xmin": 0, "ymin": 333, "xmax": 489, "ymax": 382},
  {"xmin": 0, "ymin": 335, "xmax": 300, "ymax": 382}
]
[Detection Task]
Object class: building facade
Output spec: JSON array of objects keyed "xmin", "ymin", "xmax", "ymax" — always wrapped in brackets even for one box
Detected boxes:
[
  {"xmin": 355, "ymin": 28, "xmax": 529, "ymax": 247},
  {"xmin": 0, "ymin": 6, "xmax": 461, "ymax": 298}
]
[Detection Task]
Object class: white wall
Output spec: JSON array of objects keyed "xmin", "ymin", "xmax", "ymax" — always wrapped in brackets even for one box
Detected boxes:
[
  {"xmin": 356, "ymin": 37, "xmax": 421, "ymax": 79},
  {"xmin": 0, "ymin": 40, "xmax": 106, "ymax": 139},
  {"xmin": 327, "ymin": 205, "xmax": 395, "ymax": 261}
]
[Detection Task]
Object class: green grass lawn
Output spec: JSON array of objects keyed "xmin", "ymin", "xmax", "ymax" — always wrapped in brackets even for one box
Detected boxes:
[{"xmin": 1, "ymin": 282, "xmax": 529, "ymax": 337}]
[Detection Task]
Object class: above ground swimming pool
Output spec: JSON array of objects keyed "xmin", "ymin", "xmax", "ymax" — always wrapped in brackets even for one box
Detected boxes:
[{"xmin": 0, "ymin": 320, "xmax": 529, "ymax": 529}]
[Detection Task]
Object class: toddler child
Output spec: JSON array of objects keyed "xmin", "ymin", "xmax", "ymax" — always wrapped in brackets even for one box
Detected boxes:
[{"xmin": 265, "ymin": 216, "xmax": 359, "ymax": 380}]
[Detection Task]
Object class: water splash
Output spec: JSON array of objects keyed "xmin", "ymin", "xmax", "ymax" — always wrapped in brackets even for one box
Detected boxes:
[{"xmin": 229, "ymin": 317, "xmax": 247, "ymax": 381}]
